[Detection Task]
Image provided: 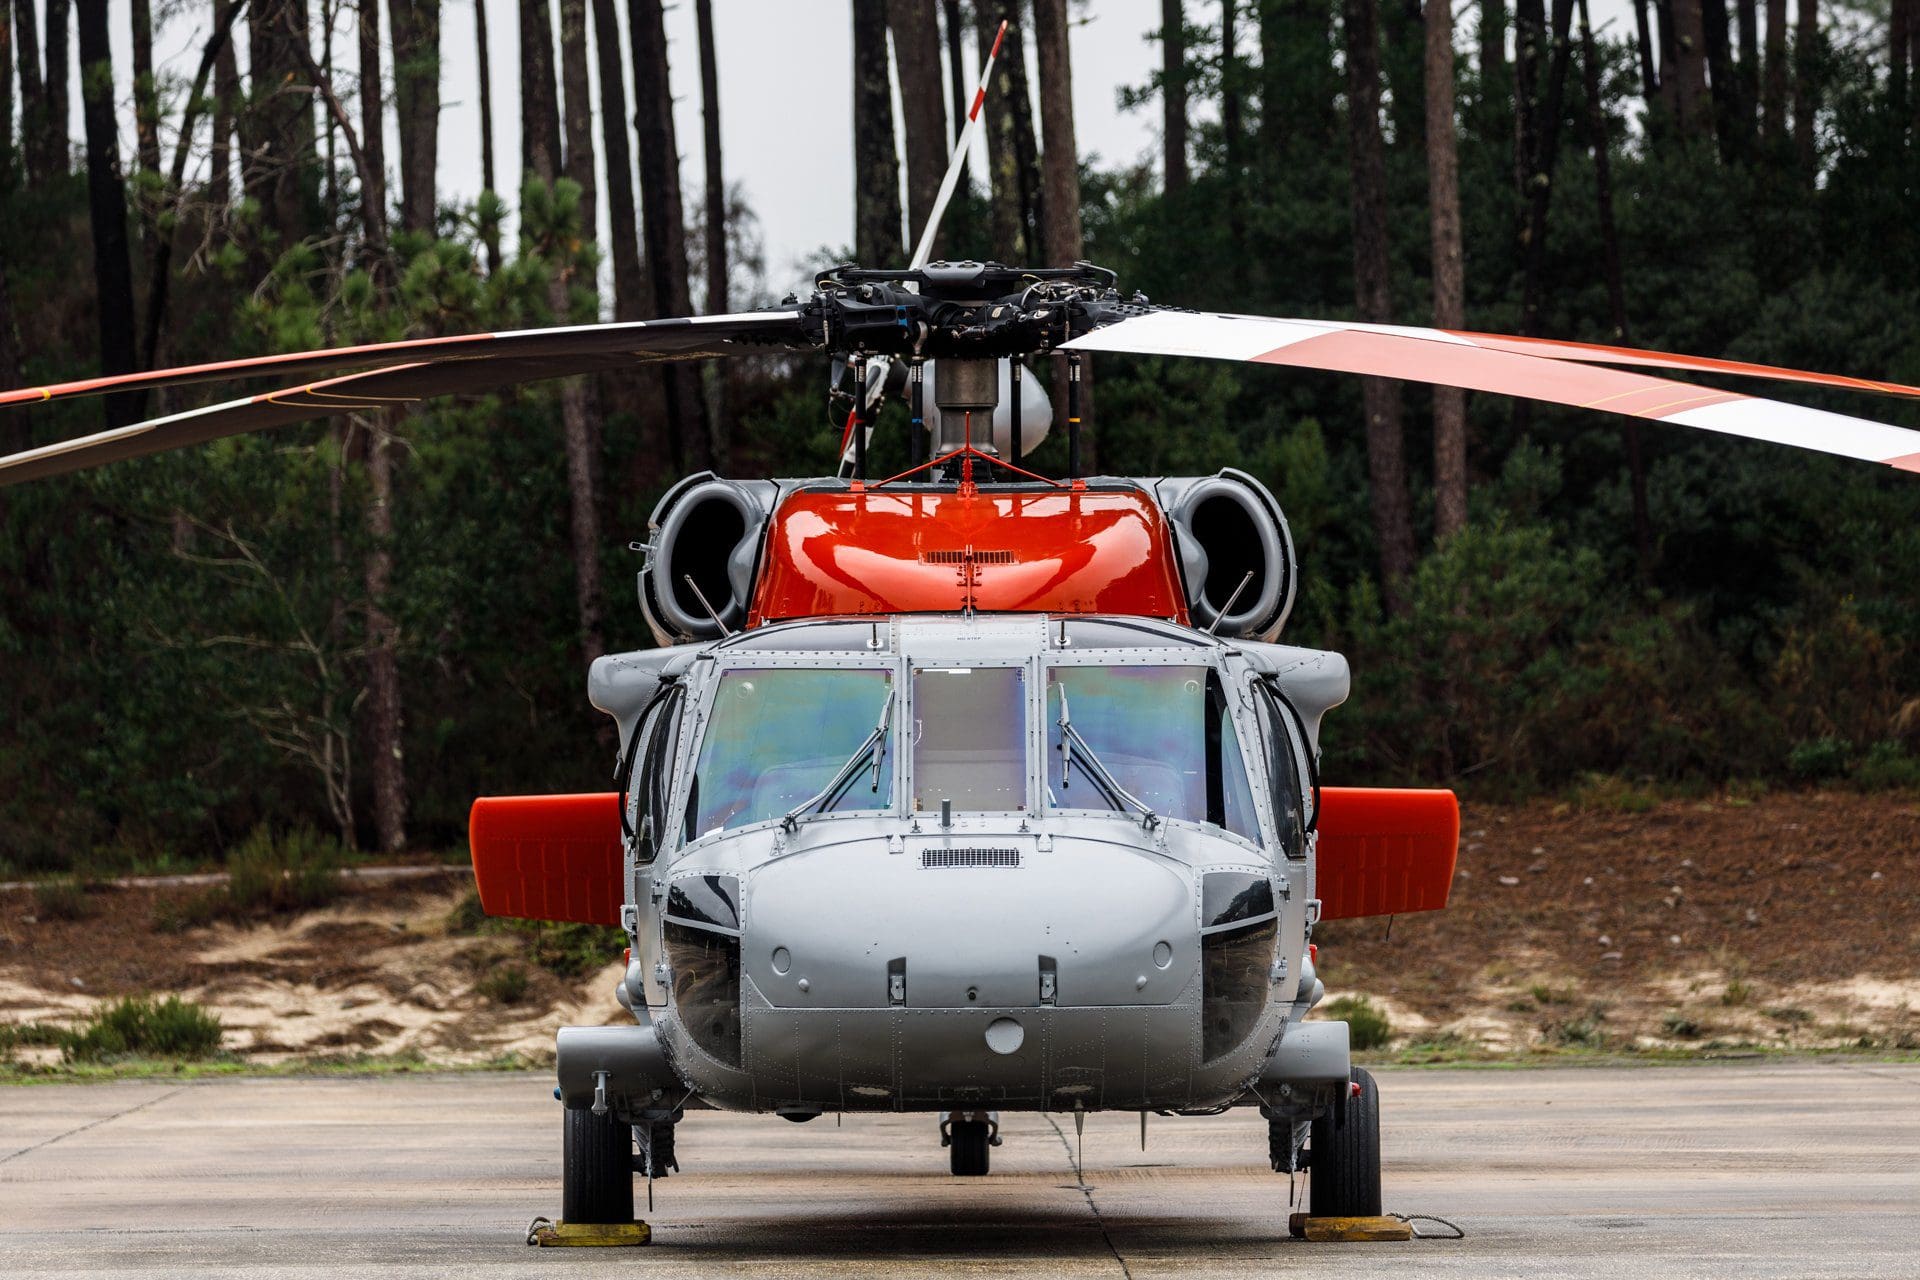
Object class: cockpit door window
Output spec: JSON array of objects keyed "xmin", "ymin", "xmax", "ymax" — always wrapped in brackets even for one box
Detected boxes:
[
  {"xmin": 1254, "ymin": 680, "xmax": 1313, "ymax": 859},
  {"xmin": 625, "ymin": 683, "xmax": 685, "ymax": 865},
  {"xmin": 1045, "ymin": 664, "xmax": 1261, "ymax": 845},
  {"xmin": 685, "ymin": 667, "xmax": 896, "ymax": 838}
]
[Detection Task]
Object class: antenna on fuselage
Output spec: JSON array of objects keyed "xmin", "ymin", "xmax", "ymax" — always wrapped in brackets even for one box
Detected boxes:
[{"xmin": 1204, "ymin": 571, "xmax": 1257, "ymax": 638}]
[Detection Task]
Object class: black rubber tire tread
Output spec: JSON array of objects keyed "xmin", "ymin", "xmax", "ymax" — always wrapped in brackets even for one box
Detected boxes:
[
  {"xmin": 949, "ymin": 1120, "xmax": 991, "ymax": 1176},
  {"xmin": 563, "ymin": 1107, "xmax": 635, "ymax": 1224},
  {"xmin": 1309, "ymin": 1067, "xmax": 1381, "ymax": 1216}
]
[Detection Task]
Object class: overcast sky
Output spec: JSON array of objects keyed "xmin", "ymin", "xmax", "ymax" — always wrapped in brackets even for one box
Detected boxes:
[{"xmin": 97, "ymin": 0, "xmax": 1647, "ymax": 300}]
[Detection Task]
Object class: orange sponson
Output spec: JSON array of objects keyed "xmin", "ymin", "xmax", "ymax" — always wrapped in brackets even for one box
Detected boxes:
[
  {"xmin": 1314, "ymin": 787, "xmax": 1460, "ymax": 920},
  {"xmin": 748, "ymin": 485, "xmax": 1190, "ymax": 625},
  {"xmin": 468, "ymin": 793, "xmax": 623, "ymax": 925}
]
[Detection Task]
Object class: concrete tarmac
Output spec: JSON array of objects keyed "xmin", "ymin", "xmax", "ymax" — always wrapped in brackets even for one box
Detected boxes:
[{"xmin": 0, "ymin": 1061, "xmax": 1913, "ymax": 1278}]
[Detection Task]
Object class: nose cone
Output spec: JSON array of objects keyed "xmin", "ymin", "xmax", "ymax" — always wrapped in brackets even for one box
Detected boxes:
[{"xmin": 745, "ymin": 836, "xmax": 1196, "ymax": 1009}]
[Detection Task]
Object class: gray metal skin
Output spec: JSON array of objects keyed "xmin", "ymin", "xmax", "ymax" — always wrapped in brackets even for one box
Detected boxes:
[{"xmin": 561, "ymin": 609, "xmax": 1355, "ymax": 1141}]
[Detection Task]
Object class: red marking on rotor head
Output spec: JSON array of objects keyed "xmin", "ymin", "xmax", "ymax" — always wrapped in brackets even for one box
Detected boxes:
[
  {"xmin": 1253, "ymin": 331, "xmax": 1745, "ymax": 421},
  {"xmin": 1888, "ymin": 452, "xmax": 1920, "ymax": 473}
]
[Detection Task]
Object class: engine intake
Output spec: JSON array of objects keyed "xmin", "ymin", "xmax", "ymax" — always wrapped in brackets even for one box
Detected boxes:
[
  {"xmin": 1156, "ymin": 470, "xmax": 1296, "ymax": 640},
  {"xmin": 639, "ymin": 474, "xmax": 776, "ymax": 645}
]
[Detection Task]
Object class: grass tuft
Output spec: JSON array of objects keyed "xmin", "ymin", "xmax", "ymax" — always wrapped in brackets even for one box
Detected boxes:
[
  {"xmin": 60, "ymin": 996, "xmax": 224, "ymax": 1063},
  {"xmin": 32, "ymin": 877, "xmax": 98, "ymax": 922},
  {"xmin": 476, "ymin": 964, "xmax": 530, "ymax": 1005},
  {"xmin": 1322, "ymin": 995, "xmax": 1393, "ymax": 1050}
]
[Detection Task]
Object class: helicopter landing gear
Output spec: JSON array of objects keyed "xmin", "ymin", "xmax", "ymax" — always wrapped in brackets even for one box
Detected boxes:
[
  {"xmin": 562, "ymin": 1106, "xmax": 634, "ymax": 1225},
  {"xmin": 1308, "ymin": 1068, "xmax": 1381, "ymax": 1217},
  {"xmin": 940, "ymin": 1110, "xmax": 1000, "ymax": 1176}
]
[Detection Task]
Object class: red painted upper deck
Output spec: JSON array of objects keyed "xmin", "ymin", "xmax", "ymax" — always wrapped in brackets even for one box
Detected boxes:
[{"xmin": 748, "ymin": 485, "xmax": 1191, "ymax": 626}]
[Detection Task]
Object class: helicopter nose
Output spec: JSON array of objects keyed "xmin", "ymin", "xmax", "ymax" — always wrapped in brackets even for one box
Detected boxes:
[{"xmin": 744, "ymin": 838, "xmax": 1197, "ymax": 1009}]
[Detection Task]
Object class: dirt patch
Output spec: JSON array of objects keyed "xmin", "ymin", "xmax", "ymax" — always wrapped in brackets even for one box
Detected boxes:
[{"xmin": 1313, "ymin": 790, "xmax": 1920, "ymax": 1053}]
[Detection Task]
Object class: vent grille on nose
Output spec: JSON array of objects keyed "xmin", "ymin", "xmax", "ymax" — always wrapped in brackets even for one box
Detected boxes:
[
  {"xmin": 920, "ymin": 549, "xmax": 1015, "ymax": 565},
  {"xmin": 921, "ymin": 847, "xmax": 1022, "ymax": 869}
]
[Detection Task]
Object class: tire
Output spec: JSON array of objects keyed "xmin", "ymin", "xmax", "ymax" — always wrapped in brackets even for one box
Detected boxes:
[
  {"xmin": 949, "ymin": 1119, "xmax": 991, "ymax": 1176},
  {"xmin": 562, "ymin": 1106, "xmax": 634, "ymax": 1225},
  {"xmin": 1309, "ymin": 1067, "xmax": 1381, "ymax": 1217}
]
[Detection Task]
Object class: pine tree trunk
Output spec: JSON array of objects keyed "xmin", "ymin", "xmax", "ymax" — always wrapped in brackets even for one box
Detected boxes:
[
  {"xmin": 1735, "ymin": 0, "xmax": 1758, "ymax": 145},
  {"xmin": 357, "ymin": 0, "xmax": 387, "ymax": 266},
  {"xmin": 1514, "ymin": 0, "xmax": 1542, "ymax": 198},
  {"xmin": 77, "ymin": 0, "xmax": 139, "ymax": 426},
  {"xmin": 1427, "ymin": 0, "xmax": 1468, "ymax": 542},
  {"xmin": 889, "ymin": 0, "xmax": 947, "ymax": 255},
  {"xmin": 1701, "ymin": 0, "xmax": 1737, "ymax": 157},
  {"xmin": 852, "ymin": 0, "xmax": 903, "ymax": 266},
  {"xmin": 1479, "ymin": 0, "xmax": 1507, "ymax": 98},
  {"xmin": 979, "ymin": 4, "xmax": 1042, "ymax": 262},
  {"xmin": 593, "ymin": 0, "xmax": 642, "ymax": 322},
  {"xmin": 211, "ymin": 10, "xmax": 238, "ymax": 210},
  {"xmin": 1579, "ymin": 0, "xmax": 1652, "ymax": 580},
  {"xmin": 695, "ymin": 0, "xmax": 732, "ymax": 458},
  {"xmin": 558, "ymin": 0, "xmax": 595, "ymax": 229},
  {"xmin": 389, "ymin": 0, "xmax": 439, "ymax": 235},
  {"xmin": 474, "ymin": 0, "xmax": 499, "ymax": 271},
  {"xmin": 1032, "ymin": 0, "xmax": 1095, "ymax": 457},
  {"xmin": 1519, "ymin": 0, "xmax": 1575, "ymax": 341},
  {"xmin": 1791, "ymin": 0, "xmax": 1815, "ymax": 175},
  {"xmin": 0, "ymin": 246, "xmax": 21, "ymax": 398},
  {"xmin": 1670, "ymin": 0, "xmax": 1710, "ymax": 138},
  {"xmin": 521, "ymin": 0, "xmax": 561, "ymax": 183},
  {"xmin": 1344, "ymin": 0, "xmax": 1415, "ymax": 609},
  {"xmin": 14, "ymin": 0, "xmax": 44, "ymax": 181},
  {"xmin": 246, "ymin": 0, "xmax": 318, "ymax": 250},
  {"xmin": 1633, "ymin": 0, "xmax": 1661, "ymax": 103},
  {"xmin": 1222, "ymin": 0, "xmax": 1244, "ymax": 175},
  {"xmin": 131, "ymin": 0, "xmax": 161, "ymax": 176},
  {"xmin": 1163, "ymin": 0, "xmax": 1188, "ymax": 193},
  {"xmin": 362, "ymin": 418, "xmax": 407, "ymax": 854},
  {"xmin": 0, "ymin": 0, "xmax": 13, "ymax": 192},
  {"xmin": 630, "ymin": 0, "xmax": 708, "ymax": 470},
  {"xmin": 1761, "ymin": 0, "xmax": 1786, "ymax": 139},
  {"xmin": 45, "ymin": 0, "xmax": 67, "ymax": 171},
  {"xmin": 940, "ymin": 0, "xmax": 979, "ymax": 250}
]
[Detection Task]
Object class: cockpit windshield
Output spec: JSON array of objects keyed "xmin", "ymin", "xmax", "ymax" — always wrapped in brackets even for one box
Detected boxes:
[
  {"xmin": 1046, "ymin": 665, "xmax": 1262, "ymax": 843},
  {"xmin": 685, "ymin": 667, "xmax": 894, "ymax": 838}
]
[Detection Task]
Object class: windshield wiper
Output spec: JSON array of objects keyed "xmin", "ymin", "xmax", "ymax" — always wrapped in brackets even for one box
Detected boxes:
[
  {"xmin": 1055, "ymin": 686, "xmax": 1159, "ymax": 829},
  {"xmin": 781, "ymin": 688, "xmax": 896, "ymax": 832}
]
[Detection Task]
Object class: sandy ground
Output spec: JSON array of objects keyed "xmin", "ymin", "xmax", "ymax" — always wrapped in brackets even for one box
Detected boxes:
[{"xmin": 1, "ymin": 1062, "xmax": 1915, "ymax": 1278}]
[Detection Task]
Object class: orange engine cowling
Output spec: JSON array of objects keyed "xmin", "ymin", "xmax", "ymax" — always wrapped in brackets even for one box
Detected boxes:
[
  {"xmin": 1313, "ymin": 787, "xmax": 1460, "ymax": 921},
  {"xmin": 468, "ymin": 793, "xmax": 623, "ymax": 926}
]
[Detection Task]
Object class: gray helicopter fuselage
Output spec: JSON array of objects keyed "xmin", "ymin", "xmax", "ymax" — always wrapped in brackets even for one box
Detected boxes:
[{"xmin": 569, "ymin": 611, "xmax": 1351, "ymax": 1120}]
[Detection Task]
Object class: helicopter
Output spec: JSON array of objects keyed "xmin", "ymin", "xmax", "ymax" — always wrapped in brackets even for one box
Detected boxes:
[{"xmin": 7, "ymin": 44, "xmax": 1920, "ymax": 1239}]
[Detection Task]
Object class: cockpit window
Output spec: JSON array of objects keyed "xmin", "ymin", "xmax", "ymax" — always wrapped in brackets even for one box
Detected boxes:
[
  {"xmin": 911, "ymin": 666, "xmax": 1027, "ymax": 811},
  {"xmin": 1046, "ymin": 665, "xmax": 1261, "ymax": 844},
  {"xmin": 685, "ymin": 667, "xmax": 894, "ymax": 838}
]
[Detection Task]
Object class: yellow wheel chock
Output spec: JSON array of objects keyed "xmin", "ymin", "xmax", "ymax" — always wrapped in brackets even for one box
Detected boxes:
[
  {"xmin": 526, "ymin": 1217, "xmax": 652, "ymax": 1247},
  {"xmin": 1287, "ymin": 1212, "xmax": 1415, "ymax": 1242}
]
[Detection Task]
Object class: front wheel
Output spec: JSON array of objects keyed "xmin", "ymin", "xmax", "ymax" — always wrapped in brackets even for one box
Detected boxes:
[
  {"xmin": 1308, "ymin": 1067, "xmax": 1381, "ymax": 1217},
  {"xmin": 562, "ymin": 1107, "xmax": 635, "ymax": 1224},
  {"xmin": 949, "ymin": 1119, "xmax": 991, "ymax": 1176}
]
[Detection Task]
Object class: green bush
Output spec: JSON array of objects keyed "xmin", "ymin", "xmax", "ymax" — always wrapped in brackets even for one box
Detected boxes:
[
  {"xmin": 155, "ymin": 826, "xmax": 343, "ymax": 930},
  {"xmin": 1854, "ymin": 742, "xmax": 1920, "ymax": 792},
  {"xmin": 446, "ymin": 891, "xmax": 622, "ymax": 979},
  {"xmin": 32, "ymin": 877, "xmax": 97, "ymax": 922},
  {"xmin": 1322, "ymin": 995, "xmax": 1392, "ymax": 1051},
  {"xmin": 1788, "ymin": 738, "xmax": 1851, "ymax": 781},
  {"xmin": 477, "ymin": 965, "xmax": 530, "ymax": 1005},
  {"xmin": 60, "ymin": 996, "xmax": 224, "ymax": 1062}
]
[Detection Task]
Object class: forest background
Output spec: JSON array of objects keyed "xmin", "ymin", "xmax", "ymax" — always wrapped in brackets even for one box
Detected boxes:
[{"xmin": 1, "ymin": 0, "xmax": 1918, "ymax": 870}]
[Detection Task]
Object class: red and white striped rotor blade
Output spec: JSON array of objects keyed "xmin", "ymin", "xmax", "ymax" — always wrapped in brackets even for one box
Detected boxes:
[{"xmin": 1063, "ymin": 311, "xmax": 1920, "ymax": 475}]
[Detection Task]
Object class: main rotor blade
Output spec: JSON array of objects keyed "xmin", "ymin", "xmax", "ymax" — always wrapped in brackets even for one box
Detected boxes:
[
  {"xmin": 1063, "ymin": 311, "xmax": 1920, "ymax": 475},
  {"xmin": 0, "ymin": 312, "xmax": 811, "ymax": 487},
  {"xmin": 0, "ymin": 309, "xmax": 808, "ymax": 412}
]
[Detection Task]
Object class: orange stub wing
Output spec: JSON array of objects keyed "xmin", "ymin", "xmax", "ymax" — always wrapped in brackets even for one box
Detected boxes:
[
  {"xmin": 1314, "ymin": 787, "xmax": 1460, "ymax": 920},
  {"xmin": 468, "ymin": 793, "xmax": 625, "ymax": 926}
]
